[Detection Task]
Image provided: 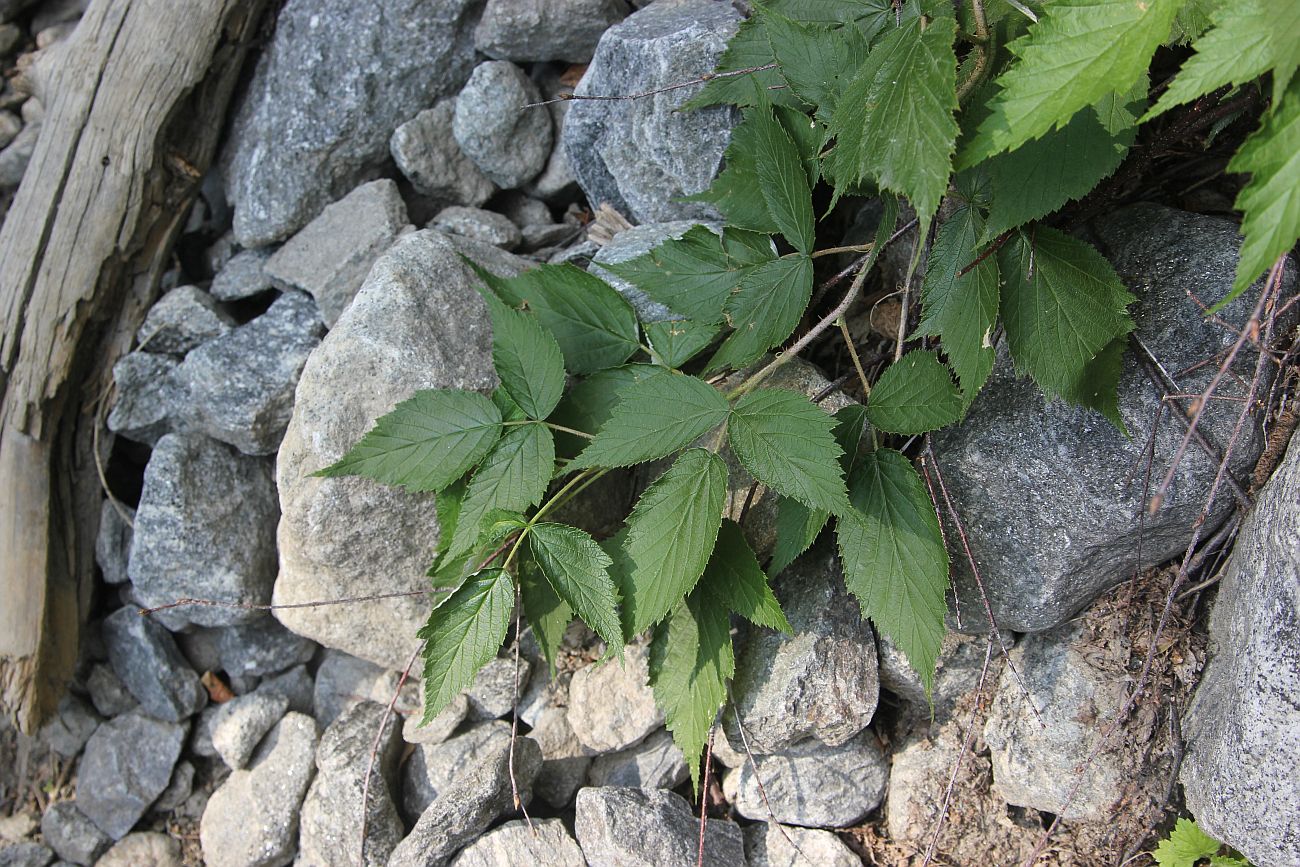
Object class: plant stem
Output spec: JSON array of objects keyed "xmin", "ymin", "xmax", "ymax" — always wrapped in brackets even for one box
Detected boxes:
[
  {"xmin": 545, "ymin": 421, "xmax": 594, "ymax": 440},
  {"xmin": 811, "ymin": 242, "xmax": 874, "ymax": 259},
  {"xmin": 838, "ymin": 317, "xmax": 873, "ymax": 397}
]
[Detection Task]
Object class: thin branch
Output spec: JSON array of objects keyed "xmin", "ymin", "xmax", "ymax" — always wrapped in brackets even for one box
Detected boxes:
[
  {"xmin": 508, "ymin": 582, "xmax": 535, "ymax": 829},
  {"xmin": 839, "ymin": 317, "xmax": 873, "ymax": 397},
  {"xmin": 811, "ymin": 242, "xmax": 875, "ymax": 259},
  {"xmin": 521, "ymin": 63, "xmax": 778, "ymax": 109},
  {"xmin": 697, "ymin": 728, "xmax": 715, "ymax": 867},
  {"xmin": 359, "ymin": 643, "xmax": 421, "ymax": 864},
  {"xmin": 139, "ymin": 589, "xmax": 437, "ymax": 616}
]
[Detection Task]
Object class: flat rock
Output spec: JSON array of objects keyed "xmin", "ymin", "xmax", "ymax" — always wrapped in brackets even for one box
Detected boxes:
[
  {"xmin": 529, "ymin": 706, "xmax": 591, "ymax": 808},
  {"xmin": 743, "ymin": 823, "xmax": 859, "ymax": 867},
  {"xmin": 401, "ymin": 721, "xmax": 511, "ymax": 824},
  {"xmin": 77, "ymin": 713, "xmax": 186, "ymax": 840},
  {"xmin": 567, "ymin": 641, "xmax": 662, "ymax": 753},
  {"xmin": 264, "ymin": 179, "xmax": 411, "ymax": 327},
  {"xmin": 449, "ymin": 818, "xmax": 585, "ymax": 867},
  {"xmin": 126, "ymin": 433, "xmax": 278, "ymax": 628},
  {"xmin": 209, "ymin": 248, "xmax": 273, "ymax": 302},
  {"xmin": 430, "ymin": 206, "xmax": 522, "ymax": 251},
  {"xmin": 403, "ymin": 692, "xmax": 468, "ymax": 746},
  {"xmin": 587, "ymin": 729, "xmax": 686, "ymax": 790},
  {"xmin": 391, "ymin": 100, "xmax": 496, "ymax": 207},
  {"xmin": 210, "ymin": 691, "xmax": 289, "ymax": 769},
  {"xmin": 106, "ymin": 352, "xmax": 182, "ymax": 445},
  {"xmin": 101, "ymin": 607, "xmax": 206, "ymax": 722},
  {"xmin": 223, "ymin": 0, "xmax": 478, "ymax": 246},
  {"xmin": 574, "ymin": 786, "xmax": 744, "ymax": 867},
  {"xmin": 474, "ymin": 0, "xmax": 626, "ymax": 62},
  {"xmin": 39, "ymin": 802, "xmax": 110, "ymax": 865},
  {"xmin": 563, "ymin": 0, "xmax": 738, "ymax": 223},
  {"xmin": 94, "ymin": 500, "xmax": 133, "ymax": 586},
  {"xmin": 136, "ymin": 285, "xmax": 233, "ymax": 356},
  {"xmin": 452, "ymin": 61, "xmax": 551, "ymax": 189},
  {"xmin": 215, "ymin": 619, "xmax": 317, "ymax": 678},
  {"xmin": 95, "ymin": 832, "xmax": 182, "ymax": 867}
]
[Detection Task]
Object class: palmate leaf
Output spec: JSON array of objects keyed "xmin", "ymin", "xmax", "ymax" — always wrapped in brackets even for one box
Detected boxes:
[
  {"xmin": 1152, "ymin": 818, "xmax": 1237, "ymax": 867},
  {"xmin": 707, "ymin": 254, "xmax": 814, "ymax": 372},
  {"xmin": 752, "ymin": 104, "xmax": 816, "ymax": 253},
  {"xmin": 702, "ymin": 520, "xmax": 791, "ymax": 633},
  {"xmin": 835, "ymin": 449, "xmax": 948, "ymax": 692},
  {"xmin": 529, "ymin": 523, "xmax": 623, "ymax": 652},
  {"xmin": 571, "ymin": 370, "xmax": 730, "ymax": 469},
  {"xmin": 643, "ymin": 319, "xmax": 719, "ymax": 369},
  {"xmin": 866, "ymin": 349, "xmax": 963, "ymax": 435},
  {"xmin": 418, "ymin": 567, "xmax": 514, "ymax": 723},
  {"xmin": 519, "ymin": 558, "xmax": 574, "ymax": 676},
  {"xmin": 316, "ymin": 389, "xmax": 502, "ymax": 493},
  {"xmin": 479, "ymin": 292, "xmax": 565, "ymax": 420},
  {"xmin": 446, "ymin": 422, "xmax": 555, "ymax": 560},
  {"xmin": 621, "ymin": 449, "xmax": 728, "ymax": 635},
  {"xmin": 959, "ymin": 0, "xmax": 1181, "ymax": 166}
]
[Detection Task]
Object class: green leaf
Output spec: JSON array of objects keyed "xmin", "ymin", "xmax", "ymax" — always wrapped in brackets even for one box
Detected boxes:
[
  {"xmin": 825, "ymin": 16, "xmax": 958, "ymax": 226},
  {"xmin": 751, "ymin": 105, "xmax": 816, "ymax": 253},
  {"xmin": 1152, "ymin": 818, "xmax": 1228, "ymax": 867},
  {"xmin": 549, "ymin": 364, "xmax": 660, "ymax": 457},
  {"xmin": 835, "ymin": 449, "xmax": 948, "ymax": 692},
  {"xmin": 769, "ymin": 497, "xmax": 829, "ymax": 576},
  {"xmin": 571, "ymin": 371, "xmax": 730, "ymax": 469},
  {"xmin": 644, "ymin": 319, "xmax": 719, "ymax": 369},
  {"xmin": 762, "ymin": 10, "xmax": 862, "ymax": 119},
  {"xmin": 684, "ymin": 15, "xmax": 802, "ymax": 110},
  {"xmin": 915, "ymin": 205, "xmax": 998, "ymax": 402},
  {"xmin": 1226, "ymin": 75, "xmax": 1300, "ymax": 305},
  {"xmin": 602, "ymin": 225, "xmax": 774, "ymax": 325},
  {"xmin": 648, "ymin": 590, "xmax": 734, "ymax": 790},
  {"xmin": 960, "ymin": 0, "xmax": 1181, "ymax": 165},
  {"xmin": 467, "ymin": 260, "xmax": 640, "ymax": 374},
  {"xmin": 529, "ymin": 523, "xmax": 624, "ymax": 652},
  {"xmin": 431, "ymin": 478, "xmax": 467, "ymax": 570},
  {"xmin": 701, "ymin": 520, "xmax": 791, "ymax": 632},
  {"xmin": 997, "ymin": 228, "xmax": 1135, "ymax": 401},
  {"xmin": 775, "ymin": 105, "xmax": 825, "ymax": 189},
  {"xmin": 622, "ymin": 449, "xmax": 728, "ymax": 635},
  {"xmin": 1060, "ymin": 336, "xmax": 1128, "ymax": 432},
  {"xmin": 316, "ymin": 389, "xmax": 502, "ymax": 493},
  {"xmin": 1168, "ymin": 0, "xmax": 1224, "ymax": 45},
  {"xmin": 418, "ymin": 567, "xmax": 514, "ymax": 722},
  {"xmin": 728, "ymin": 388, "xmax": 851, "ymax": 515},
  {"xmin": 446, "ymin": 422, "xmax": 555, "ymax": 560},
  {"xmin": 687, "ymin": 109, "xmax": 783, "ymax": 235},
  {"xmin": 707, "ymin": 254, "xmax": 814, "ymax": 372},
  {"xmin": 519, "ymin": 558, "xmax": 573, "ymax": 676},
  {"xmin": 480, "ymin": 293, "xmax": 566, "ymax": 420},
  {"xmin": 866, "ymin": 350, "xmax": 963, "ymax": 435}
]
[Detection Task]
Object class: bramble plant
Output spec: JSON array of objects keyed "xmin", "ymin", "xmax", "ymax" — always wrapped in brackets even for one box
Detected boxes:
[
  {"xmin": 317, "ymin": 0, "xmax": 1300, "ymax": 788},
  {"xmin": 1152, "ymin": 818, "xmax": 1250, "ymax": 866}
]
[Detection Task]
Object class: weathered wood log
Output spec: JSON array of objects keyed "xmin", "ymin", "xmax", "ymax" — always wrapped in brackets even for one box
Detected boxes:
[{"xmin": 0, "ymin": 0, "xmax": 268, "ymax": 732}]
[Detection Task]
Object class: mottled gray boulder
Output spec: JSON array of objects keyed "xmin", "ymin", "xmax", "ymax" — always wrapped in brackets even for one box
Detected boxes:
[
  {"xmin": 934, "ymin": 204, "xmax": 1297, "ymax": 632},
  {"xmin": 589, "ymin": 221, "xmax": 716, "ymax": 321},
  {"xmin": 722, "ymin": 732, "xmax": 888, "ymax": 827},
  {"xmin": 199, "ymin": 712, "xmax": 319, "ymax": 867},
  {"xmin": 401, "ymin": 721, "xmax": 511, "ymax": 823},
  {"xmin": 95, "ymin": 833, "xmax": 182, "ymax": 867},
  {"xmin": 743, "ymin": 823, "xmax": 859, "ymax": 867},
  {"xmin": 94, "ymin": 500, "xmax": 133, "ymax": 586},
  {"xmin": 174, "ymin": 291, "xmax": 324, "ymax": 455},
  {"xmin": 264, "ymin": 179, "xmax": 412, "ymax": 327},
  {"xmin": 465, "ymin": 656, "xmax": 528, "ymax": 721},
  {"xmin": 388, "ymin": 737, "xmax": 542, "ymax": 867},
  {"xmin": 38, "ymin": 694, "xmax": 100, "ymax": 758},
  {"xmin": 431, "ymin": 206, "xmax": 522, "ymax": 251},
  {"xmin": 574, "ymin": 787, "xmax": 744, "ymax": 867},
  {"xmin": 210, "ymin": 691, "xmax": 289, "ymax": 769},
  {"xmin": 215, "ymin": 619, "xmax": 317, "ymax": 678},
  {"xmin": 136, "ymin": 286, "xmax": 233, "ymax": 356},
  {"xmin": 0, "ymin": 843, "xmax": 54, "ymax": 867},
  {"xmin": 40, "ymin": 802, "xmax": 110, "ymax": 865},
  {"xmin": 106, "ymin": 352, "xmax": 182, "ymax": 445},
  {"xmin": 298, "ymin": 702, "xmax": 404, "ymax": 867},
  {"xmin": 209, "ymin": 248, "xmax": 273, "ymax": 302},
  {"xmin": 101, "ymin": 607, "xmax": 206, "ymax": 722},
  {"xmin": 563, "ymin": 0, "xmax": 738, "ymax": 223},
  {"xmin": 452, "ymin": 62, "xmax": 552, "ymax": 189},
  {"xmin": 879, "ymin": 631, "xmax": 1002, "ymax": 724},
  {"xmin": 474, "ymin": 0, "xmax": 627, "ymax": 62},
  {"xmin": 1180, "ymin": 436, "xmax": 1300, "ymax": 867},
  {"xmin": 78, "ymin": 713, "xmax": 186, "ymax": 840},
  {"xmin": 724, "ymin": 545, "xmax": 878, "ymax": 755},
  {"xmin": 587, "ymin": 729, "xmax": 686, "ymax": 789},
  {"xmin": 403, "ymin": 692, "xmax": 468, "ymax": 746},
  {"xmin": 529, "ymin": 706, "xmax": 591, "ymax": 808},
  {"xmin": 127, "ymin": 433, "xmax": 278, "ymax": 628},
  {"xmin": 312, "ymin": 650, "xmax": 405, "ymax": 727},
  {"xmin": 223, "ymin": 0, "xmax": 479, "ymax": 246},
  {"xmin": 85, "ymin": 664, "xmax": 136, "ymax": 717},
  {"xmin": 274, "ymin": 232, "xmax": 525, "ymax": 669},
  {"xmin": 449, "ymin": 819, "xmax": 585, "ymax": 867},
  {"xmin": 391, "ymin": 100, "xmax": 496, "ymax": 207},
  {"xmin": 567, "ymin": 641, "xmax": 662, "ymax": 753}
]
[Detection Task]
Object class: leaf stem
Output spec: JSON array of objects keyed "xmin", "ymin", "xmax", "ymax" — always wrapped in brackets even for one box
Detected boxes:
[
  {"xmin": 544, "ymin": 421, "xmax": 595, "ymax": 440},
  {"xmin": 811, "ymin": 242, "xmax": 875, "ymax": 259},
  {"xmin": 838, "ymin": 317, "xmax": 873, "ymax": 397},
  {"xmin": 956, "ymin": 0, "xmax": 991, "ymax": 101}
]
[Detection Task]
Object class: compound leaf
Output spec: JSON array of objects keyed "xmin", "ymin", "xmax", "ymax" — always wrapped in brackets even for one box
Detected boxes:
[
  {"xmin": 707, "ymin": 254, "xmax": 814, "ymax": 372},
  {"xmin": 481, "ymin": 294, "xmax": 566, "ymax": 420},
  {"xmin": 549, "ymin": 364, "xmax": 660, "ymax": 457},
  {"xmin": 867, "ymin": 349, "xmax": 963, "ymax": 435},
  {"xmin": 419, "ymin": 567, "xmax": 514, "ymax": 722},
  {"xmin": 447, "ymin": 422, "xmax": 555, "ymax": 560},
  {"xmin": 1152, "ymin": 818, "xmax": 1233, "ymax": 867},
  {"xmin": 688, "ymin": 109, "xmax": 783, "ymax": 234},
  {"xmin": 752, "ymin": 104, "xmax": 816, "ymax": 253},
  {"xmin": 702, "ymin": 520, "xmax": 791, "ymax": 632},
  {"xmin": 769, "ymin": 496, "xmax": 829, "ymax": 576},
  {"xmin": 644, "ymin": 319, "xmax": 720, "ymax": 369},
  {"xmin": 519, "ymin": 558, "xmax": 574, "ymax": 676},
  {"xmin": 530, "ymin": 523, "xmax": 624, "ymax": 652}
]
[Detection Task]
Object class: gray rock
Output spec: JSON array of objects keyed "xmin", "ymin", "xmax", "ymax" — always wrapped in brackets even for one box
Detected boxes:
[
  {"xmin": 589, "ymin": 221, "xmax": 718, "ymax": 322},
  {"xmin": 222, "ymin": 0, "xmax": 479, "ymax": 246},
  {"xmin": 151, "ymin": 760, "xmax": 194, "ymax": 813},
  {"xmin": 199, "ymin": 712, "xmax": 319, "ymax": 867},
  {"xmin": 84, "ymin": 664, "xmax": 136, "ymax": 717},
  {"xmin": 934, "ymin": 204, "xmax": 1297, "ymax": 632},
  {"xmin": 101, "ymin": 607, "xmax": 206, "ymax": 723},
  {"xmin": 878, "ymin": 631, "xmax": 1003, "ymax": 725},
  {"xmin": 209, "ymin": 248, "xmax": 273, "ymax": 302},
  {"xmin": 466, "ymin": 656, "xmax": 529, "ymax": 721},
  {"xmin": 587, "ymin": 729, "xmax": 686, "ymax": 790},
  {"xmin": 453, "ymin": 62, "xmax": 552, "ymax": 189},
  {"xmin": 524, "ymin": 94, "xmax": 579, "ymax": 204},
  {"xmin": 189, "ymin": 706, "xmax": 220, "ymax": 759},
  {"xmin": 724, "ymin": 545, "xmax": 878, "ymax": 755},
  {"xmin": 448, "ymin": 818, "xmax": 585, "ymax": 867},
  {"xmin": 126, "ymin": 434, "xmax": 279, "ymax": 628},
  {"xmin": 743, "ymin": 823, "xmax": 859, "ymax": 867},
  {"xmin": 175, "ymin": 627, "xmax": 223, "ymax": 674},
  {"xmin": 563, "ymin": 0, "xmax": 738, "ymax": 223},
  {"xmin": 30, "ymin": 0, "xmax": 85, "ymax": 33},
  {"xmin": 94, "ymin": 500, "xmax": 133, "ymax": 586},
  {"xmin": 216, "ymin": 619, "xmax": 317, "ymax": 678},
  {"xmin": 258, "ymin": 664, "xmax": 316, "ymax": 715},
  {"xmin": 211, "ymin": 691, "xmax": 289, "ymax": 769},
  {"xmin": 1180, "ymin": 435, "xmax": 1300, "ymax": 866},
  {"xmin": 387, "ymin": 736, "xmax": 542, "ymax": 867},
  {"xmin": 0, "ymin": 843, "xmax": 53, "ymax": 867},
  {"xmin": 298, "ymin": 702, "xmax": 404, "ymax": 867},
  {"xmin": 106, "ymin": 352, "xmax": 182, "ymax": 446},
  {"xmin": 175, "ymin": 290, "xmax": 324, "ymax": 455},
  {"xmin": 77, "ymin": 713, "xmax": 186, "ymax": 840},
  {"xmin": 574, "ymin": 786, "xmax": 744, "ymax": 867},
  {"xmin": 722, "ymin": 732, "xmax": 888, "ymax": 828},
  {"xmin": 39, "ymin": 802, "xmax": 110, "ymax": 865},
  {"xmin": 567, "ymin": 642, "xmax": 662, "ymax": 753},
  {"xmin": 529, "ymin": 706, "xmax": 591, "ymax": 808},
  {"xmin": 95, "ymin": 832, "xmax": 182, "ymax": 867},
  {"xmin": 403, "ymin": 692, "xmax": 467, "ymax": 746},
  {"xmin": 430, "ymin": 206, "xmax": 522, "ymax": 251},
  {"xmin": 273, "ymin": 232, "xmax": 526, "ymax": 669},
  {"xmin": 264, "ymin": 179, "xmax": 412, "ymax": 327},
  {"xmin": 0, "ymin": 110, "xmax": 20, "ymax": 149},
  {"xmin": 136, "ymin": 286, "xmax": 233, "ymax": 356},
  {"xmin": 312, "ymin": 650, "xmax": 406, "ymax": 728},
  {"xmin": 401, "ymin": 721, "xmax": 511, "ymax": 823},
  {"xmin": 0, "ymin": 813, "xmax": 35, "ymax": 843},
  {"xmin": 521, "ymin": 222, "xmax": 578, "ymax": 251},
  {"xmin": 0, "ymin": 119, "xmax": 38, "ymax": 189},
  {"xmin": 391, "ymin": 101, "xmax": 496, "ymax": 207},
  {"xmin": 474, "ymin": 0, "xmax": 627, "ymax": 62},
  {"xmin": 38, "ymin": 694, "xmax": 100, "ymax": 758}
]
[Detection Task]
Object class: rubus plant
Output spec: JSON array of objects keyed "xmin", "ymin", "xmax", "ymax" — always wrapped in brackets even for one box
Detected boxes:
[{"xmin": 317, "ymin": 0, "xmax": 1300, "ymax": 788}]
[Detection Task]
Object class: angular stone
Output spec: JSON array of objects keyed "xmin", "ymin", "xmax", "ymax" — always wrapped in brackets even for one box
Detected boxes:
[
  {"xmin": 401, "ymin": 721, "xmax": 511, "ymax": 823},
  {"xmin": 257, "ymin": 664, "xmax": 316, "ymax": 716},
  {"xmin": 453, "ymin": 61, "xmax": 551, "ymax": 189},
  {"xmin": 0, "ymin": 843, "xmax": 54, "ymax": 867},
  {"xmin": 264, "ymin": 179, "xmax": 411, "ymax": 327},
  {"xmin": 85, "ymin": 664, "xmax": 136, "ymax": 718},
  {"xmin": 211, "ymin": 691, "xmax": 289, "ymax": 769},
  {"xmin": 391, "ymin": 100, "xmax": 496, "ymax": 207},
  {"xmin": 37, "ymin": 694, "xmax": 100, "ymax": 758},
  {"xmin": 152, "ymin": 760, "xmax": 194, "ymax": 814},
  {"xmin": 574, "ymin": 786, "xmax": 744, "ymax": 867},
  {"xmin": 209, "ymin": 248, "xmax": 273, "ymax": 302},
  {"xmin": 724, "ymin": 545, "xmax": 878, "ymax": 755},
  {"xmin": 934, "ymin": 204, "xmax": 1297, "ymax": 632},
  {"xmin": 529, "ymin": 706, "xmax": 591, "ymax": 808},
  {"xmin": 215, "ymin": 619, "xmax": 317, "ymax": 678},
  {"xmin": 567, "ymin": 641, "xmax": 662, "ymax": 753},
  {"xmin": 431, "ymin": 206, "xmax": 522, "ymax": 251},
  {"xmin": 77, "ymin": 713, "xmax": 186, "ymax": 840},
  {"xmin": 403, "ymin": 692, "xmax": 467, "ymax": 746},
  {"xmin": 136, "ymin": 285, "xmax": 233, "ymax": 356},
  {"xmin": 175, "ymin": 291, "xmax": 324, "ymax": 455},
  {"xmin": 563, "ymin": 0, "xmax": 738, "ymax": 223},
  {"xmin": 466, "ymin": 656, "xmax": 528, "ymax": 721},
  {"xmin": 312, "ymin": 650, "xmax": 401, "ymax": 727},
  {"xmin": 39, "ymin": 801, "xmax": 110, "ymax": 865},
  {"xmin": 95, "ymin": 832, "xmax": 182, "ymax": 867},
  {"xmin": 273, "ymin": 232, "xmax": 526, "ymax": 669},
  {"xmin": 878, "ymin": 631, "xmax": 1002, "ymax": 725},
  {"xmin": 743, "ymin": 823, "xmax": 859, "ymax": 867},
  {"xmin": 1180, "ymin": 435, "xmax": 1300, "ymax": 867},
  {"xmin": 94, "ymin": 500, "xmax": 133, "ymax": 586},
  {"xmin": 449, "ymin": 818, "xmax": 585, "ymax": 867},
  {"xmin": 106, "ymin": 352, "xmax": 182, "ymax": 446},
  {"xmin": 101, "ymin": 607, "xmax": 206, "ymax": 723},
  {"xmin": 723, "ymin": 732, "xmax": 888, "ymax": 828},
  {"xmin": 200, "ymin": 712, "xmax": 319, "ymax": 867},
  {"xmin": 223, "ymin": 0, "xmax": 479, "ymax": 246},
  {"xmin": 127, "ymin": 434, "xmax": 279, "ymax": 628},
  {"xmin": 587, "ymin": 729, "xmax": 686, "ymax": 790},
  {"xmin": 589, "ymin": 221, "xmax": 718, "ymax": 322},
  {"xmin": 474, "ymin": 0, "xmax": 627, "ymax": 62}
]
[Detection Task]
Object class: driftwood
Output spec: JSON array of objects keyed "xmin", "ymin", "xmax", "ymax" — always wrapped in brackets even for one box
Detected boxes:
[{"xmin": 0, "ymin": 0, "xmax": 268, "ymax": 732}]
